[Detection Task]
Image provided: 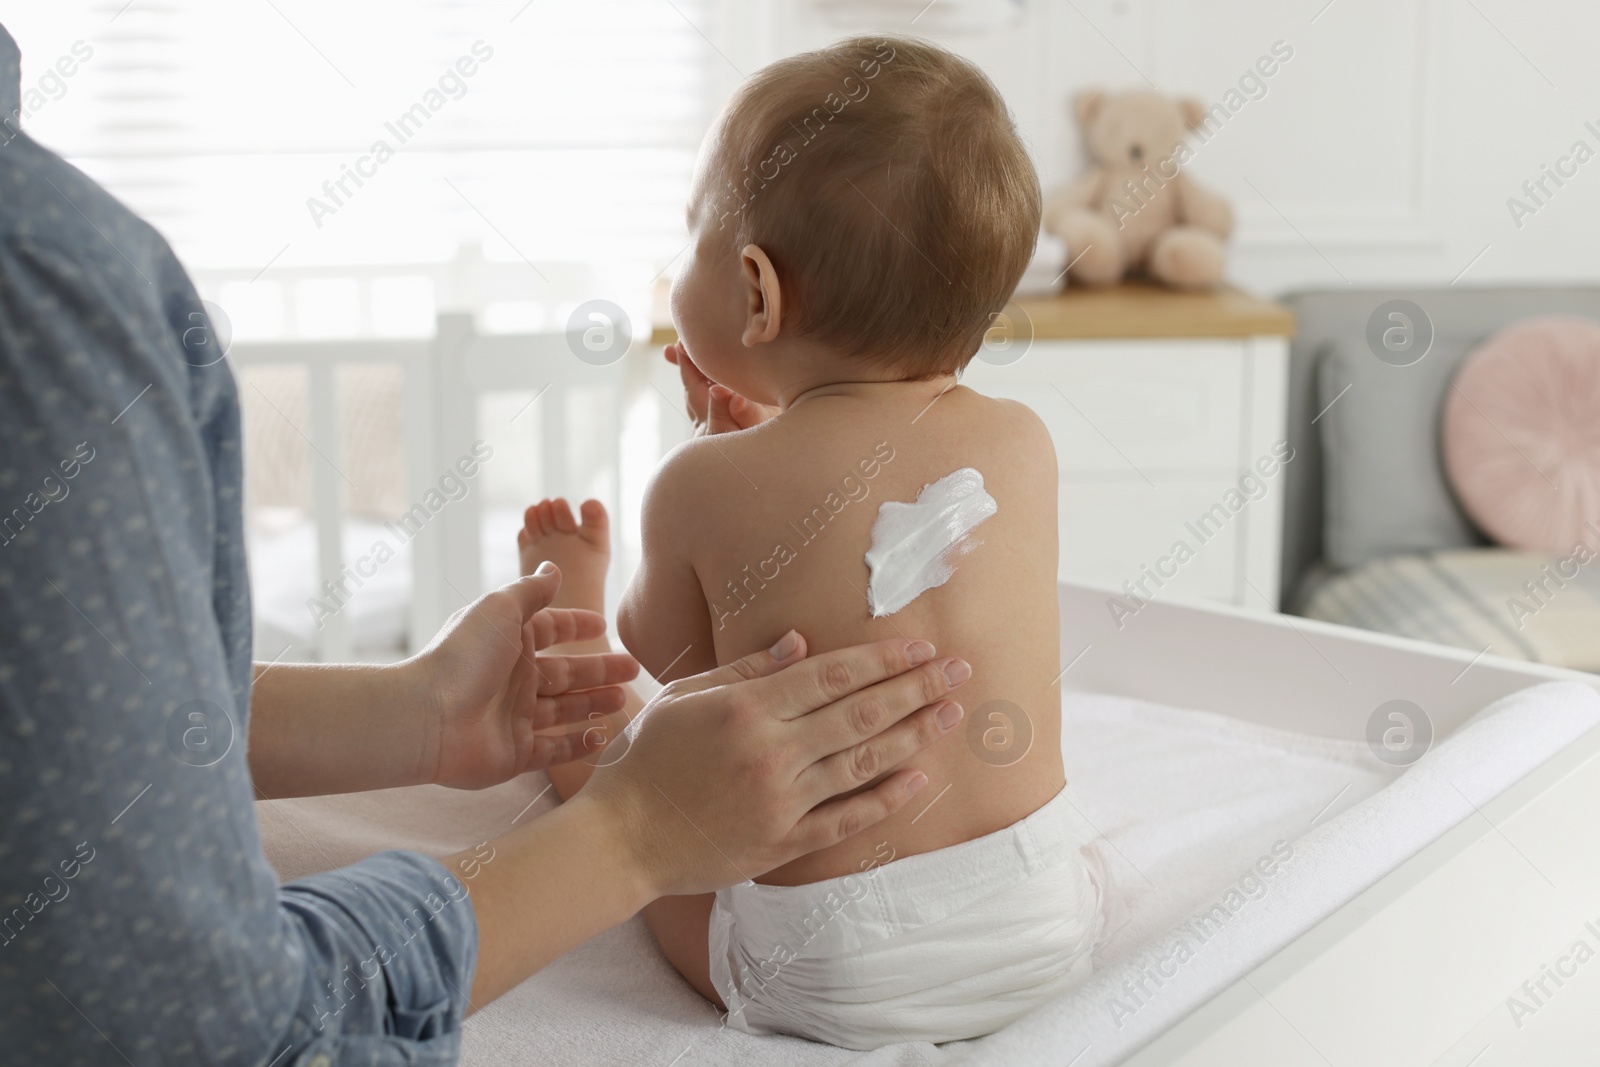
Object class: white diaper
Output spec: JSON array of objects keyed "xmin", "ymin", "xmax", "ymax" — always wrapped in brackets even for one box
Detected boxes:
[{"xmin": 707, "ymin": 786, "xmax": 1107, "ymax": 1049}]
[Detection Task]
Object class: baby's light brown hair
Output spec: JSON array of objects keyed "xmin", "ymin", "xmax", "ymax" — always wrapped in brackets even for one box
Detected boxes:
[{"xmin": 699, "ymin": 36, "xmax": 1041, "ymax": 378}]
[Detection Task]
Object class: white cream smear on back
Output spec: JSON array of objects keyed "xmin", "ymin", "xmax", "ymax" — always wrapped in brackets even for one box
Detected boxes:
[{"xmin": 864, "ymin": 467, "xmax": 997, "ymax": 617}]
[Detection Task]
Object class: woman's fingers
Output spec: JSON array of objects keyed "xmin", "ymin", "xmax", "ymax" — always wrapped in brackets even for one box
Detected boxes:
[
  {"xmin": 792, "ymin": 653, "xmax": 965, "ymax": 759},
  {"xmin": 533, "ymin": 651, "xmax": 639, "ymax": 694},
  {"xmin": 757, "ymin": 637, "xmax": 945, "ymax": 723},
  {"xmin": 520, "ymin": 725, "xmax": 603, "ymax": 772},
  {"xmin": 661, "ymin": 628, "xmax": 810, "ymax": 698},
  {"xmin": 790, "ymin": 767, "xmax": 930, "ymax": 856},
  {"xmin": 796, "ymin": 698, "xmax": 962, "ymax": 806},
  {"xmin": 524, "ymin": 606, "xmax": 606, "ymax": 648},
  {"xmin": 533, "ymin": 685, "xmax": 627, "ymax": 728},
  {"xmin": 496, "ymin": 569, "xmax": 562, "ymax": 626},
  {"xmin": 580, "ymin": 630, "xmax": 975, "ymax": 899}
]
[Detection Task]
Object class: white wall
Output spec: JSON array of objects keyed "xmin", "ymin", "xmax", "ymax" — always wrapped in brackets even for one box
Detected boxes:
[{"xmin": 710, "ymin": 0, "xmax": 1600, "ymax": 297}]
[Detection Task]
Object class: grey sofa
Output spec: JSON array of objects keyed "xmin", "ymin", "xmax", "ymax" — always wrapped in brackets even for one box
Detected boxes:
[{"xmin": 1278, "ymin": 286, "xmax": 1600, "ymax": 671}]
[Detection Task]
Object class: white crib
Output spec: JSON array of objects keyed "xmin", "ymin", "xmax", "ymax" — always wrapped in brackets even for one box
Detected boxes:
[{"xmin": 228, "ymin": 310, "xmax": 688, "ymax": 663}]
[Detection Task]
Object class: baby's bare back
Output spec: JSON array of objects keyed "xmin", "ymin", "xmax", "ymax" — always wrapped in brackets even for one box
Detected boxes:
[{"xmin": 682, "ymin": 384, "xmax": 1064, "ymax": 885}]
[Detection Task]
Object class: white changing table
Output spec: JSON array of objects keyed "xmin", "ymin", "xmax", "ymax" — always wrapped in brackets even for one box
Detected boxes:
[
  {"xmin": 257, "ymin": 583, "xmax": 1600, "ymax": 1067},
  {"xmin": 1048, "ymin": 584, "xmax": 1600, "ymax": 1067}
]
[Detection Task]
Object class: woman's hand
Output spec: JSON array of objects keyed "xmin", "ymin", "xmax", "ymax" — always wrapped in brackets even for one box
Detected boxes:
[
  {"xmin": 410, "ymin": 564, "xmax": 640, "ymax": 789},
  {"xmin": 453, "ymin": 629, "xmax": 968, "ymax": 1006},
  {"xmin": 580, "ymin": 631, "xmax": 969, "ymax": 899},
  {"xmin": 664, "ymin": 340, "xmax": 779, "ymax": 435}
]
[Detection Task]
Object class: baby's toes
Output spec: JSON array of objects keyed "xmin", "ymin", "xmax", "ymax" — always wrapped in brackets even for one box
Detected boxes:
[
  {"xmin": 578, "ymin": 499, "xmax": 610, "ymax": 549},
  {"xmin": 541, "ymin": 499, "xmax": 570, "ymax": 537},
  {"xmin": 551, "ymin": 498, "xmax": 579, "ymax": 534},
  {"xmin": 521, "ymin": 499, "xmax": 564, "ymax": 542}
]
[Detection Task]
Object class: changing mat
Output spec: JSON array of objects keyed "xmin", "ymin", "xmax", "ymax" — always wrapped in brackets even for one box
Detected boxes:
[{"xmin": 257, "ymin": 681, "xmax": 1600, "ymax": 1067}]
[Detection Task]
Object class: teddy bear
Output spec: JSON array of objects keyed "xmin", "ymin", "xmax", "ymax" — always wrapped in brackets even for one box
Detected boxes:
[{"xmin": 1044, "ymin": 89, "xmax": 1234, "ymax": 290}]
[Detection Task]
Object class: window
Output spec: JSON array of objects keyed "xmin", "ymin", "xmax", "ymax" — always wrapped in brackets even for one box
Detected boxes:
[{"xmin": 7, "ymin": 0, "xmax": 714, "ymax": 337}]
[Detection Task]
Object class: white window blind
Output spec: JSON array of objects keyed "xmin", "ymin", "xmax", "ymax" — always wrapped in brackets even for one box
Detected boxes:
[{"xmin": 4, "ymin": 0, "xmax": 712, "ymax": 330}]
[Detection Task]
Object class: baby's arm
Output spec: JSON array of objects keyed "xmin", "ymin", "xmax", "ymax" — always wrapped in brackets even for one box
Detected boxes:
[
  {"xmin": 535, "ymin": 446, "xmax": 722, "ymax": 800},
  {"xmin": 615, "ymin": 443, "xmax": 731, "ymax": 1007},
  {"xmin": 615, "ymin": 442, "xmax": 721, "ymax": 686}
]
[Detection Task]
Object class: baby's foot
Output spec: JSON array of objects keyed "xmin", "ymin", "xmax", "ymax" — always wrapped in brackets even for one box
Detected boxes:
[{"xmin": 518, "ymin": 498, "xmax": 610, "ymax": 614}]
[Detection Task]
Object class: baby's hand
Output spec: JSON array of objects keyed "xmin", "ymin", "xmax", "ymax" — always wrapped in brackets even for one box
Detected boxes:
[{"xmin": 664, "ymin": 341, "xmax": 778, "ymax": 435}]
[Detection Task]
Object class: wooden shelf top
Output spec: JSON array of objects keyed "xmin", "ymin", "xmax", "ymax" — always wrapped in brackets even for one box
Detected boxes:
[
  {"xmin": 1012, "ymin": 281, "xmax": 1295, "ymax": 340},
  {"xmin": 648, "ymin": 281, "xmax": 1294, "ymax": 346}
]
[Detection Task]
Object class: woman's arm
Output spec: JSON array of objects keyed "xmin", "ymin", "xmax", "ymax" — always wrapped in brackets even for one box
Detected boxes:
[
  {"xmin": 0, "ymin": 184, "xmax": 497, "ymax": 1062},
  {"xmin": 247, "ymin": 660, "xmax": 428, "ymax": 797}
]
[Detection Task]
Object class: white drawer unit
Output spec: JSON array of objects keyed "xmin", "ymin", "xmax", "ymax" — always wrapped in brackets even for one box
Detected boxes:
[
  {"xmin": 959, "ymin": 284, "xmax": 1294, "ymax": 614},
  {"xmin": 976, "ymin": 340, "xmax": 1246, "ymax": 475}
]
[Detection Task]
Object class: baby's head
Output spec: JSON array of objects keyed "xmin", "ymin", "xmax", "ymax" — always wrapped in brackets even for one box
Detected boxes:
[{"xmin": 670, "ymin": 37, "xmax": 1040, "ymax": 405}]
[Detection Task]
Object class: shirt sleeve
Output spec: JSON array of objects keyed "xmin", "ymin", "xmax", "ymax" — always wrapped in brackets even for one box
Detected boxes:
[{"xmin": 0, "ymin": 143, "xmax": 477, "ymax": 1065}]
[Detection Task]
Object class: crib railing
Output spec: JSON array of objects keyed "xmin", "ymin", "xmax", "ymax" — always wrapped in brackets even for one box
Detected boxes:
[
  {"xmin": 228, "ymin": 311, "xmax": 685, "ymax": 662},
  {"xmin": 228, "ymin": 336, "xmax": 439, "ymax": 662},
  {"xmin": 430, "ymin": 312, "xmax": 633, "ymax": 625}
]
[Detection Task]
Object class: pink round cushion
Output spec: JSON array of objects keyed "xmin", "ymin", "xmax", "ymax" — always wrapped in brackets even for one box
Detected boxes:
[{"xmin": 1441, "ymin": 316, "xmax": 1600, "ymax": 553}]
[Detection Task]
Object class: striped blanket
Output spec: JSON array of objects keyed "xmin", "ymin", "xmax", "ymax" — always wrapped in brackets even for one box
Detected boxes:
[{"xmin": 1296, "ymin": 548, "xmax": 1600, "ymax": 672}]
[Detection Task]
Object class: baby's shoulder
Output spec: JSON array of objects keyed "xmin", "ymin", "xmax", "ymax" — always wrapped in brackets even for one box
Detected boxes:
[
  {"xmin": 947, "ymin": 388, "xmax": 1057, "ymax": 475},
  {"xmin": 644, "ymin": 433, "xmax": 730, "ymax": 510},
  {"xmin": 641, "ymin": 423, "xmax": 796, "ymax": 530}
]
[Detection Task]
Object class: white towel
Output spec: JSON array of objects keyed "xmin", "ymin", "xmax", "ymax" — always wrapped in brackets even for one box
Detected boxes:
[
  {"xmin": 255, "ymin": 681, "xmax": 1600, "ymax": 1066},
  {"xmin": 954, "ymin": 680, "xmax": 1600, "ymax": 1067}
]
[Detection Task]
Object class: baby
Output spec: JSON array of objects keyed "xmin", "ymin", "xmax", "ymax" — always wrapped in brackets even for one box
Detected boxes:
[{"xmin": 520, "ymin": 36, "xmax": 1103, "ymax": 1049}]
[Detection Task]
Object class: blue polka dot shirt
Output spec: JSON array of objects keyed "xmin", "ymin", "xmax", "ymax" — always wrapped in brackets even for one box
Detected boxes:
[{"xmin": 0, "ymin": 24, "xmax": 476, "ymax": 1066}]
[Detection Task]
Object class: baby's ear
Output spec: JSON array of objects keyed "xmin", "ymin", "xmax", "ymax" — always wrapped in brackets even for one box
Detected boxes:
[{"xmin": 740, "ymin": 244, "xmax": 783, "ymax": 348}]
